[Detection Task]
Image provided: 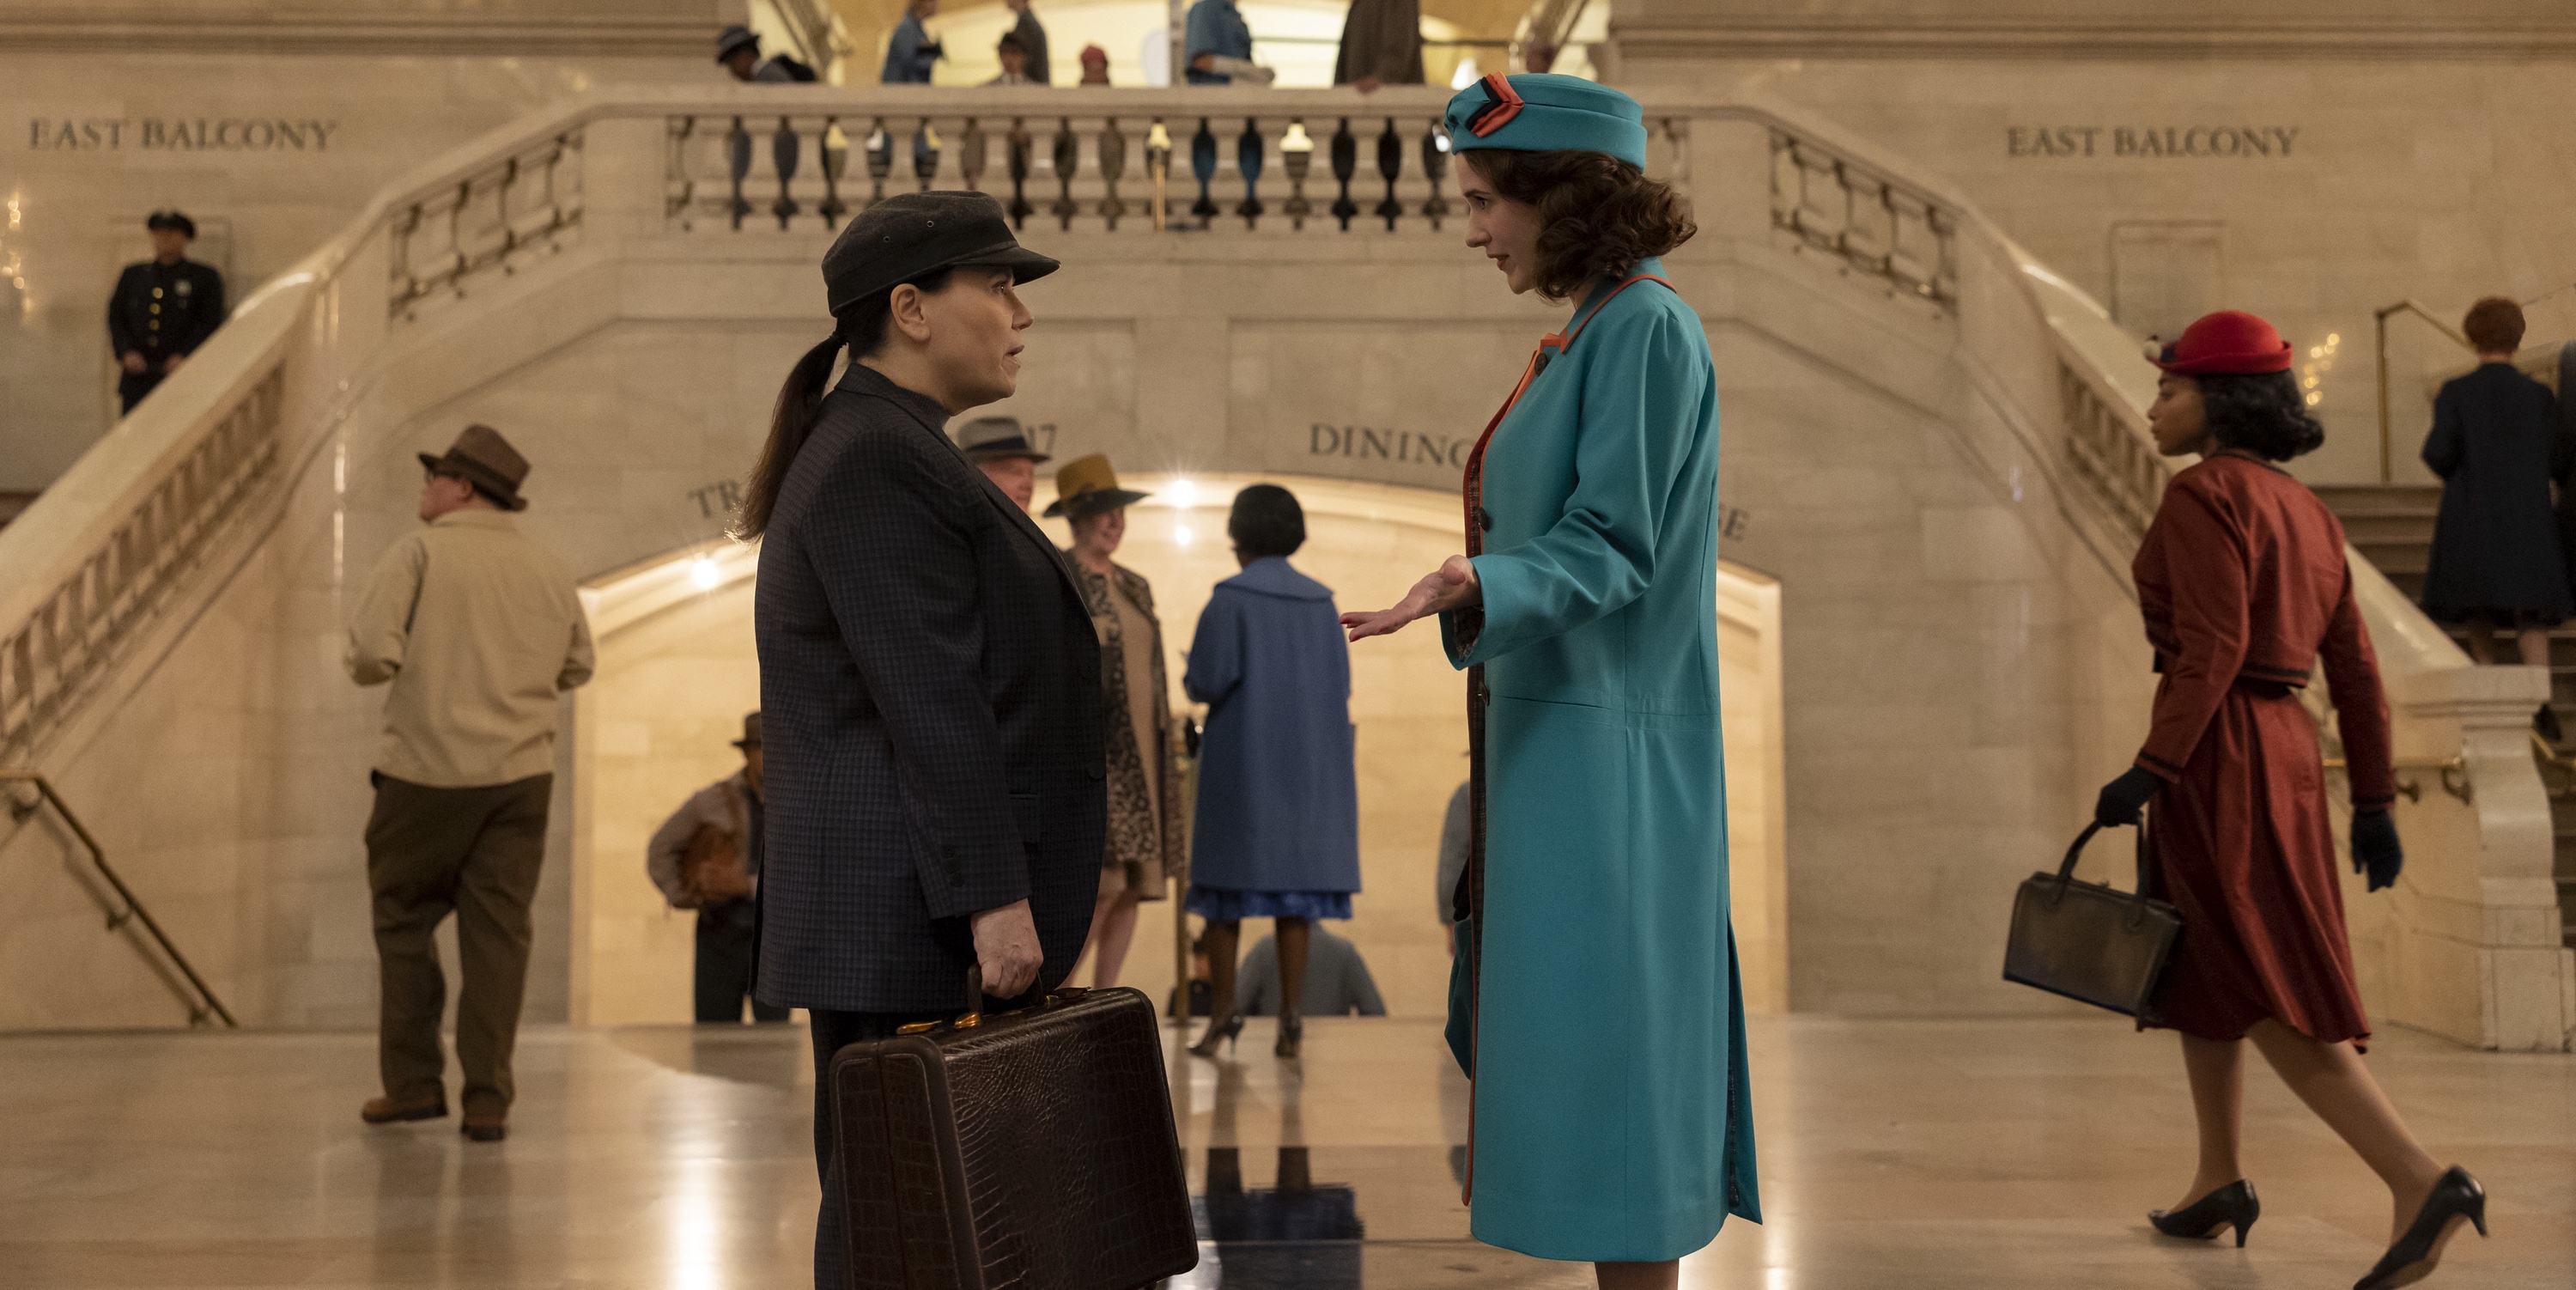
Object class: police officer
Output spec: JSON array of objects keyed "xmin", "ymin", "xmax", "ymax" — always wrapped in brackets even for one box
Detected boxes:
[{"xmin": 108, "ymin": 211, "xmax": 226, "ymax": 414}]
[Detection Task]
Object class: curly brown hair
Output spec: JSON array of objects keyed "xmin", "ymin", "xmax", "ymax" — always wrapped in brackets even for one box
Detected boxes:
[
  {"xmin": 2464, "ymin": 295, "xmax": 2524, "ymax": 354},
  {"xmin": 1457, "ymin": 149, "xmax": 1696, "ymax": 301}
]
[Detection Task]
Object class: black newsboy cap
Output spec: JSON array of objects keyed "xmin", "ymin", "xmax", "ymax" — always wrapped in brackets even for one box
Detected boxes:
[
  {"xmin": 146, "ymin": 210, "xmax": 197, "ymax": 239},
  {"xmin": 822, "ymin": 192, "xmax": 1058, "ymax": 318}
]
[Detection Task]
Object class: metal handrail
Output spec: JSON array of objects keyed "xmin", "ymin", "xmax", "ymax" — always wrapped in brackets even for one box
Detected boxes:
[
  {"xmin": 2322, "ymin": 751, "xmax": 2472, "ymax": 806},
  {"xmin": 2373, "ymin": 300, "xmax": 2470, "ymax": 483},
  {"xmin": 1, "ymin": 769, "xmax": 238, "ymax": 1027}
]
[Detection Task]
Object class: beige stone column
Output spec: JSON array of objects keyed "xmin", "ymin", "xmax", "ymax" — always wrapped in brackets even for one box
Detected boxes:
[{"xmin": 2378, "ymin": 665, "xmax": 2576, "ymax": 1051}]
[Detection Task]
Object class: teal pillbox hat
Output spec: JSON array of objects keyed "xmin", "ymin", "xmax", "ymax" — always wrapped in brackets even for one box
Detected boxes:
[{"xmin": 1443, "ymin": 74, "xmax": 1649, "ymax": 169}]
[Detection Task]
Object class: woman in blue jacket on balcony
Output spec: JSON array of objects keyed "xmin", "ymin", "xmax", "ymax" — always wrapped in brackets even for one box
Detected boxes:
[{"xmin": 1340, "ymin": 74, "xmax": 1758, "ymax": 1290}]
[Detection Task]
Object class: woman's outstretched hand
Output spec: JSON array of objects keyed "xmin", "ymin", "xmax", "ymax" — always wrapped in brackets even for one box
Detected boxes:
[{"xmin": 1341, "ymin": 556, "xmax": 1482, "ymax": 641}]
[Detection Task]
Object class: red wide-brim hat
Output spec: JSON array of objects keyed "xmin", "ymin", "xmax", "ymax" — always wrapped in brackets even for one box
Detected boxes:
[{"xmin": 2154, "ymin": 310, "xmax": 2295, "ymax": 375}]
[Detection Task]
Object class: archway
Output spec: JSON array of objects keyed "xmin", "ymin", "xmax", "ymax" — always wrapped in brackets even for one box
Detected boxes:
[{"xmin": 563, "ymin": 474, "xmax": 1784, "ymax": 1023}]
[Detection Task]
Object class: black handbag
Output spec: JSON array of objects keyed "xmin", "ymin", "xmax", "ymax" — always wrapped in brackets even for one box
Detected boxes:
[{"xmin": 2002, "ymin": 822, "xmax": 2184, "ymax": 1017}]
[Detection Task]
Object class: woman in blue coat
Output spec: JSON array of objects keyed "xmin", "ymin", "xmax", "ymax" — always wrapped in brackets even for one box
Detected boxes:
[
  {"xmin": 1343, "ymin": 75, "xmax": 1759, "ymax": 1288},
  {"xmin": 1184, "ymin": 484, "xmax": 1362, "ymax": 1059}
]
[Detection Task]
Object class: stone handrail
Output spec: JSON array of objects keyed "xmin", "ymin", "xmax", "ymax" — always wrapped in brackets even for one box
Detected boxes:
[{"xmin": 0, "ymin": 82, "xmax": 2559, "ymax": 1047}]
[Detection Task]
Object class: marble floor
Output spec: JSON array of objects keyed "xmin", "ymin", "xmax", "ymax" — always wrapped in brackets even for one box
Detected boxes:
[{"xmin": 1, "ymin": 1013, "xmax": 2568, "ymax": 1288}]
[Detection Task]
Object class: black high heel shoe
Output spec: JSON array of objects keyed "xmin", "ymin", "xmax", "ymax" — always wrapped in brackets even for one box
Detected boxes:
[
  {"xmin": 1274, "ymin": 1014, "xmax": 1303, "ymax": 1060},
  {"xmin": 2149, "ymin": 1179, "xmax": 2261, "ymax": 1247},
  {"xmin": 1188, "ymin": 1013, "xmax": 1243, "ymax": 1059},
  {"xmin": 2354, "ymin": 1166, "xmax": 2487, "ymax": 1290}
]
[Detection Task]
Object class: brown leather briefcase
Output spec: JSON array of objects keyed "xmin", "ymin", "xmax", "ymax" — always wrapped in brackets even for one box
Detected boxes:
[{"xmin": 828, "ymin": 973, "xmax": 1198, "ymax": 1290}]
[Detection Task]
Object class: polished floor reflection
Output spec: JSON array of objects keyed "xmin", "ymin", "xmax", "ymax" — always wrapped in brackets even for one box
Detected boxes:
[{"xmin": 2, "ymin": 1014, "xmax": 2569, "ymax": 1287}]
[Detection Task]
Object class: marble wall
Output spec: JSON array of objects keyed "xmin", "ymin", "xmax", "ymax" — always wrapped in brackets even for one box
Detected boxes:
[
  {"xmin": 1615, "ymin": 6, "xmax": 2576, "ymax": 487},
  {"xmin": 0, "ymin": 21, "xmax": 724, "ymax": 492}
]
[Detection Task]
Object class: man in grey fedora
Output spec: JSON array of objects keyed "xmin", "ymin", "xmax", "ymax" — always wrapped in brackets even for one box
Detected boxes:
[
  {"xmin": 345, "ymin": 423, "xmax": 594, "ymax": 1142},
  {"xmin": 955, "ymin": 414, "xmax": 1051, "ymax": 512}
]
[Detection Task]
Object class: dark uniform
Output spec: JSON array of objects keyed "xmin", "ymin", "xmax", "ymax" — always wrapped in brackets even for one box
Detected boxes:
[{"xmin": 108, "ymin": 257, "xmax": 226, "ymax": 413}]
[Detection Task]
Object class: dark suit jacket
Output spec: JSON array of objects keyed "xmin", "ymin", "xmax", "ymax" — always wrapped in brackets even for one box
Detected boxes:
[
  {"xmin": 107, "ymin": 259, "xmax": 226, "ymax": 368},
  {"xmin": 753, "ymin": 363, "xmax": 1105, "ymax": 1013}
]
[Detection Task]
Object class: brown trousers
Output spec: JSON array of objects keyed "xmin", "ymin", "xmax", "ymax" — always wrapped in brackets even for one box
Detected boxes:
[{"xmin": 366, "ymin": 771, "xmax": 551, "ymax": 1119}]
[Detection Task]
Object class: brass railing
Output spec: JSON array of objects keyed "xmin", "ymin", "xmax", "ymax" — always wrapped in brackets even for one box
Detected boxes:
[
  {"xmin": 389, "ymin": 128, "xmax": 585, "ymax": 322},
  {"xmin": 2, "ymin": 770, "xmax": 237, "ymax": 1026},
  {"xmin": 2372, "ymin": 299, "xmax": 2469, "ymax": 484},
  {"xmin": 2324, "ymin": 752, "xmax": 2473, "ymax": 806},
  {"xmin": 0, "ymin": 367, "xmax": 284, "ymax": 769}
]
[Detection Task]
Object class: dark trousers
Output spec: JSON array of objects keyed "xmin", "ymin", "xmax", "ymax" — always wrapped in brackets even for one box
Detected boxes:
[
  {"xmin": 365, "ymin": 771, "xmax": 551, "ymax": 1120},
  {"xmin": 117, "ymin": 368, "xmax": 164, "ymax": 413},
  {"xmin": 810, "ymin": 1007, "xmax": 946, "ymax": 1290},
  {"xmin": 696, "ymin": 899, "xmax": 787, "ymax": 1023}
]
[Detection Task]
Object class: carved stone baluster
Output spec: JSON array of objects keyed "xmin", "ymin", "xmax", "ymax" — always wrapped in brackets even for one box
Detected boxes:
[
  {"xmin": 666, "ymin": 116, "xmax": 697, "ymax": 230},
  {"xmin": 1375, "ymin": 118, "xmax": 1403, "ymax": 231},
  {"xmin": 1279, "ymin": 119, "xmax": 1314, "ymax": 231},
  {"xmin": 1189, "ymin": 118, "xmax": 1219, "ymax": 228},
  {"xmin": 727, "ymin": 115, "xmax": 753, "ymax": 229},
  {"xmin": 818, "ymin": 119, "xmax": 849, "ymax": 228},
  {"xmin": 1420, "ymin": 123, "xmax": 1451, "ymax": 229},
  {"xmin": 1052, "ymin": 118, "xmax": 1080, "ymax": 230},
  {"xmin": 1006, "ymin": 119, "xmax": 1035, "ymax": 228},
  {"xmin": 1235, "ymin": 118, "xmax": 1265, "ymax": 228},
  {"xmin": 1145, "ymin": 119, "xmax": 1173, "ymax": 232},
  {"xmin": 914, "ymin": 119, "xmax": 942, "ymax": 193},
  {"xmin": 771, "ymin": 116, "xmax": 803, "ymax": 229},
  {"xmin": 960, "ymin": 119, "xmax": 988, "ymax": 192},
  {"xmin": 1097, "ymin": 119, "xmax": 1128, "ymax": 230},
  {"xmin": 864, "ymin": 118, "xmax": 893, "ymax": 210},
  {"xmin": 1329, "ymin": 118, "xmax": 1358, "ymax": 231}
]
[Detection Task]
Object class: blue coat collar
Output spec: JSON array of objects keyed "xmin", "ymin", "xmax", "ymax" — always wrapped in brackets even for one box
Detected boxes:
[{"xmin": 1221, "ymin": 557, "xmax": 1332, "ymax": 601}]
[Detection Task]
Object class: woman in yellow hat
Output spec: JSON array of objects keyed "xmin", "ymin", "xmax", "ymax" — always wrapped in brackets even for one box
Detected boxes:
[{"xmin": 1049, "ymin": 454, "xmax": 1188, "ymax": 989}]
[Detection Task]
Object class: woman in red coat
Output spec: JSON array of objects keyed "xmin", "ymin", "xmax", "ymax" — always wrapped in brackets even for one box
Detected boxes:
[{"xmin": 2093, "ymin": 312, "xmax": 2487, "ymax": 1289}]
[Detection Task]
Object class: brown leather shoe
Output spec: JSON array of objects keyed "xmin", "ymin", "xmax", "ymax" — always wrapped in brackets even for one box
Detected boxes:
[
  {"xmin": 459, "ymin": 1117, "xmax": 507, "ymax": 1142},
  {"xmin": 361, "ymin": 1094, "xmax": 447, "ymax": 1124}
]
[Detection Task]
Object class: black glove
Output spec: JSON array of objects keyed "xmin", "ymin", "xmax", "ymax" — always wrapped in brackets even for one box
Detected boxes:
[
  {"xmin": 2352, "ymin": 810, "xmax": 2403, "ymax": 892},
  {"xmin": 2093, "ymin": 766, "xmax": 2164, "ymax": 828}
]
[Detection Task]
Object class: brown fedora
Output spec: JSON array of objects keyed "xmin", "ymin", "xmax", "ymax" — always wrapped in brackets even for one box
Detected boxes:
[
  {"xmin": 416, "ymin": 424, "xmax": 530, "ymax": 512},
  {"xmin": 1044, "ymin": 453, "xmax": 1151, "ymax": 519},
  {"xmin": 732, "ymin": 711, "xmax": 762, "ymax": 749}
]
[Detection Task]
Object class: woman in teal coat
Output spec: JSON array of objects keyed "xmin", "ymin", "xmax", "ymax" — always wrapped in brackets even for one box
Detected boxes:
[{"xmin": 1343, "ymin": 74, "xmax": 1759, "ymax": 1288}]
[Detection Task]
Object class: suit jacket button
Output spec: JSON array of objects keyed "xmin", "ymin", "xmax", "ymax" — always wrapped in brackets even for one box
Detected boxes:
[
  {"xmin": 1085, "ymin": 764, "xmax": 1105, "ymax": 781},
  {"xmin": 1474, "ymin": 507, "xmax": 1492, "ymax": 531}
]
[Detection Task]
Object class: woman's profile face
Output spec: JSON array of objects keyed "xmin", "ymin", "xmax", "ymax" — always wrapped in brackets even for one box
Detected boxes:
[
  {"xmin": 1459, "ymin": 155, "xmax": 1545, "ymax": 295},
  {"xmin": 2148, "ymin": 373, "xmax": 2212, "ymax": 458},
  {"xmin": 915, "ymin": 267, "xmax": 1032, "ymax": 409}
]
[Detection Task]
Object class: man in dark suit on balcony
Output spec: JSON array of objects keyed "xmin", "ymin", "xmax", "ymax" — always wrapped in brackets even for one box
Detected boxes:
[{"xmin": 732, "ymin": 192, "xmax": 1100, "ymax": 1290}]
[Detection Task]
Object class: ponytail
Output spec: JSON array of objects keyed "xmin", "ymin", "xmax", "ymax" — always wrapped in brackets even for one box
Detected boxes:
[
  {"xmin": 733, "ymin": 265, "xmax": 959, "ymax": 540},
  {"xmin": 734, "ymin": 330, "xmax": 849, "ymax": 539}
]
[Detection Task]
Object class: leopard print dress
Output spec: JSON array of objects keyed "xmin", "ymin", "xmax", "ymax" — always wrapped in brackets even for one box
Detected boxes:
[{"xmin": 1071, "ymin": 558, "xmax": 1188, "ymax": 897}]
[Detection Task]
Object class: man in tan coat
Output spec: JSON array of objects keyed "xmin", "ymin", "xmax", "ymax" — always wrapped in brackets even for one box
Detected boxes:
[
  {"xmin": 345, "ymin": 423, "xmax": 592, "ymax": 1142},
  {"xmin": 645, "ymin": 712, "xmax": 787, "ymax": 1024}
]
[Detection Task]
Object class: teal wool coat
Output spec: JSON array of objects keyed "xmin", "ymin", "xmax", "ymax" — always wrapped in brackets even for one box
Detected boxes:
[{"xmin": 1439, "ymin": 262, "xmax": 1761, "ymax": 1261}]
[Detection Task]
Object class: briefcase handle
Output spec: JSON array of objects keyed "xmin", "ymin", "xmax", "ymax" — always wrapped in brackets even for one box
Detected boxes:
[{"xmin": 898, "ymin": 965, "xmax": 1092, "ymax": 1037}]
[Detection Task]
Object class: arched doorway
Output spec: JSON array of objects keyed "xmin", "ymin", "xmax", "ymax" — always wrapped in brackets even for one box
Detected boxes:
[{"xmin": 562, "ymin": 474, "xmax": 1785, "ymax": 1023}]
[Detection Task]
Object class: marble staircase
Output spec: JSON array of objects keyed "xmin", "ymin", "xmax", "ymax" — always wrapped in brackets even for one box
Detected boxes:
[{"xmin": 2318, "ymin": 482, "xmax": 2576, "ymax": 948}]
